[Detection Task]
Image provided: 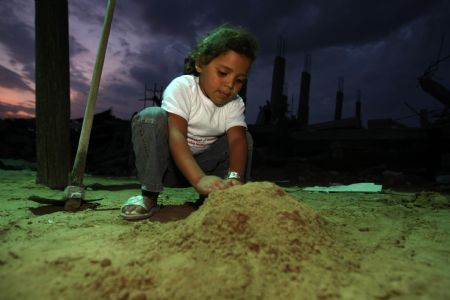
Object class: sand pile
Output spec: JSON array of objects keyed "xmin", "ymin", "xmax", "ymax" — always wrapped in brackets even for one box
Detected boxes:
[{"xmin": 78, "ymin": 182, "xmax": 349, "ymax": 300}]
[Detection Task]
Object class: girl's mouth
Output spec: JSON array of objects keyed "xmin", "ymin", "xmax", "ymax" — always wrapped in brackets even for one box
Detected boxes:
[{"xmin": 218, "ymin": 91, "xmax": 230, "ymax": 99}]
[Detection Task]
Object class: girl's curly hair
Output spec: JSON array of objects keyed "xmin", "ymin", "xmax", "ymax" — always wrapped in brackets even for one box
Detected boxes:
[{"xmin": 184, "ymin": 24, "xmax": 258, "ymax": 75}]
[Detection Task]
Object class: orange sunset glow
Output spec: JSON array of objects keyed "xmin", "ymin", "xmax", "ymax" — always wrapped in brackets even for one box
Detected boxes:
[{"xmin": 0, "ymin": 87, "xmax": 35, "ymax": 119}]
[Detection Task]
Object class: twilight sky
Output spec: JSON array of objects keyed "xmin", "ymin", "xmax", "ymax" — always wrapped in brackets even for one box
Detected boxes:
[{"xmin": 0, "ymin": 0, "xmax": 449, "ymax": 126}]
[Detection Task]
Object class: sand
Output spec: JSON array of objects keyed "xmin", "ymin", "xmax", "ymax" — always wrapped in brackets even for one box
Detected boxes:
[{"xmin": 0, "ymin": 169, "xmax": 449, "ymax": 299}]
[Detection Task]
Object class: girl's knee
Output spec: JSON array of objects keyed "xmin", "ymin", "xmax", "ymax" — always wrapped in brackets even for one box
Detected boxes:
[{"xmin": 133, "ymin": 107, "xmax": 167, "ymax": 125}]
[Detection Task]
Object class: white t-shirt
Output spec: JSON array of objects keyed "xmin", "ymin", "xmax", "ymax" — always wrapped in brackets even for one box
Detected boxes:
[{"xmin": 162, "ymin": 75, "xmax": 247, "ymax": 154}]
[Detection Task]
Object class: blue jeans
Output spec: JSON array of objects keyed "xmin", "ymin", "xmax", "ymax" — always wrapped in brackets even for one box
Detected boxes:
[{"xmin": 131, "ymin": 107, "xmax": 253, "ymax": 193}]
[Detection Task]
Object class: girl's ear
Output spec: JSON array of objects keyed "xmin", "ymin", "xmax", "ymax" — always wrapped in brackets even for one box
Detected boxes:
[{"xmin": 195, "ymin": 58, "xmax": 203, "ymax": 73}]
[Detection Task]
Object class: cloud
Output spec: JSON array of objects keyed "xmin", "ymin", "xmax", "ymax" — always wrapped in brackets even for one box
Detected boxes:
[
  {"xmin": 69, "ymin": 35, "xmax": 90, "ymax": 57},
  {"xmin": 0, "ymin": 99, "xmax": 35, "ymax": 119},
  {"xmin": 128, "ymin": 0, "xmax": 445, "ymax": 55},
  {"xmin": 288, "ymin": 0, "xmax": 439, "ymax": 51},
  {"xmin": 0, "ymin": 65, "xmax": 33, "ymax": 92},
  {"xmin": 0, "ymin": 1, "xmax": 35, "ymax": 79},
  {"xmin": 68, "ymin": 0, "xmax": 106, "ymax": 27}
]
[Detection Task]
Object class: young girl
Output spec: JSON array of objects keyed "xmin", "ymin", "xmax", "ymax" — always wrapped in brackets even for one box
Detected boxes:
[{"xmin": 121, "ymin": 24, "xmax": 258, "ymax": 220}]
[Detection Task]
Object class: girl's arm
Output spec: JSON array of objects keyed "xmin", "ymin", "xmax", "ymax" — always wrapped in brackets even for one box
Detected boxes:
[
  {"xmin": 168, "ymin": 112, "xmax": 231, "ymax": 195},
  {"xmin": 226, "ymin": 126, "xmax": 248, "ymax": 183},
  {"xmin": 167, "ymin": 112, "xmax": 204, "ymax": 185}
]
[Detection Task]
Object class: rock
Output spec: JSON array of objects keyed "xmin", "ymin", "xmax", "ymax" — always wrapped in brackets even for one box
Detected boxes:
[{"xmin": 100, "ymin": 258, "xmax": 111, "ymax": 267}]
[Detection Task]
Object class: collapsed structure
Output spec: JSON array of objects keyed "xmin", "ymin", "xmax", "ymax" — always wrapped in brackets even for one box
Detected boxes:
[{"xmin": 251, "ymin": 48, "xmax": 450, "ymax": 180}]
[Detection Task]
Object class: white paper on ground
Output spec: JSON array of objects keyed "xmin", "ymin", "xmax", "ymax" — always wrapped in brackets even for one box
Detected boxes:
[{"xmin": 303, "ymin": 182, "xmax": 382, "ymax": 193}]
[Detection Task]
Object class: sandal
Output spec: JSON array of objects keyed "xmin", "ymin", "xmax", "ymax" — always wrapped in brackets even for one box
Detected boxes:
[{"xmin": 120, "ymin": 195, "xmax": 160, "ymax": 221}]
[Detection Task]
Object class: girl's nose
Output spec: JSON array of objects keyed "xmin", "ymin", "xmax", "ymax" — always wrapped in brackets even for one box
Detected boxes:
[{"xmin": 224, "ymin": 78, "xmax": 234, "ymax": 90}]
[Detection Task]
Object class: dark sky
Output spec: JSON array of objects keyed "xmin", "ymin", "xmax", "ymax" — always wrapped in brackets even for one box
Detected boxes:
[{"xmin": 0, "ymin": 0, "xmax": 449, "ymax": 126}]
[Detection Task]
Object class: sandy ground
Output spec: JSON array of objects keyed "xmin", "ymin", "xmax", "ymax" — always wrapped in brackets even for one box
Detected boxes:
[{"xmin": 0, "ymin": 169, "xmax": 449, "ymax": 300}]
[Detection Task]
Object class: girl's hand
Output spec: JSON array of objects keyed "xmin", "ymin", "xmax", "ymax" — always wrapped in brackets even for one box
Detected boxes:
[
  {"xmin": 195, "ymin": 175, "xmax": 233, "ymax": 195},
  {"xmin": 224, "ymin": 178, "xmax": 243, "ymax": 187}
]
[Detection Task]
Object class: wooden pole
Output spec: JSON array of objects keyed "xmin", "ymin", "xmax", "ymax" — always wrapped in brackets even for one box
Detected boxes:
[
  {"xmin": 35, "ymin": 0, "xmax": 71, "ymax": 189},
  {"xmin": 70, "ymin": 0, "xmax": 116, "ymax": 187}
]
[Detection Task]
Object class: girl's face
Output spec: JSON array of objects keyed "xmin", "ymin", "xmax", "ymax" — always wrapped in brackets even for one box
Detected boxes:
[{"xmin": 196, "ymin": 50, "xmax": 251, "ymax": 106}]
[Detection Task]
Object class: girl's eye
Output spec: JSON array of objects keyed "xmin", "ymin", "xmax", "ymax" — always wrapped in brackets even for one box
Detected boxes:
[
  {"xmin": 218, "ymin": 71, "xmax": 227, "ymax": 76},
  {"xmin": 236, "ymin": 78, "xmax": 246, "ymax": 84}
]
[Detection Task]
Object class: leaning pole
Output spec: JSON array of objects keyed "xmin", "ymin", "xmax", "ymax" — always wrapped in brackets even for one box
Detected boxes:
[{"xmin": 66, "ymin": 0, "xmax": 116, "ymax": 205}]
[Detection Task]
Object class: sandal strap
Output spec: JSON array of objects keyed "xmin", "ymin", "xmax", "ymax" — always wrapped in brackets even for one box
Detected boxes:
[{"xmin": 122, "ymin": 195, "xmax": 150, "ymax": 210}]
